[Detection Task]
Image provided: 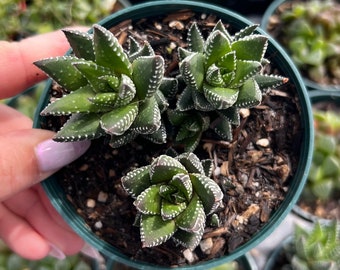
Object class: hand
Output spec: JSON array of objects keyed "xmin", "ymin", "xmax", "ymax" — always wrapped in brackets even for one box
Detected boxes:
[{"xmin": 0, "ymin": 29, "xmax": 96, "ymax": 260}]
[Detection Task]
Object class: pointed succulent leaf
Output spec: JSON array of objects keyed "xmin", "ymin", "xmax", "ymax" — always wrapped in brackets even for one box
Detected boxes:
[
  {"xmin": 176, "ymin": 87, "xmax": 195, "ymax": 111},
  {"xmin": 234, "ymin": 78, "xmax": 262, "ymax": 108},
  {"xmin": 211, "ymin": 20, "xmax": 232, "ymax": 42},
  {"xmin": 190, "ymin": 173, "xmax": 223, "ymax": 215},
  {"xmin": 159, "ymin": 185, "xmax": 186, "ymax": 204},
  {"xmin": 217, "ymin": 51, "xmax": 236, "ymax": 72},
  {"xmin": 187, "ymin": 22, "xmax": 204, "ymax": 53},
  {"xmin": 176, "ymin": 152, "xmax": 205, "ymax": 175},
  {"xmin": 34, "ymin": 56, "xmax": 88, "ymax": 91},
  {"xmin": 131, "ymin": 96, "xmax": 161, "ymax": 134},
  {"xmin": 192, "ymin": 90, "xmax": 215, "ymax": 111},
  {"xmin": 128, "ymin": 36, "xmax": 141, "ymax": 56},
  {"xmin": 161, "ymin": 198, "xmax": 187, "ymax": 220},
  {"xmin": 121, "ymin": 165, "xmax": 151, "ymax": 197},
  {"xmin": 41, "ymin": 85, "xmax": 107, "ymax": 116},
  {"xmin": 132, "ymin": 55, "xmax": 164, "ymax": 100},
  {"xmin": 201, "ymin": 159, "xmax": 214, "ymax": 177},
  {"xmin": 254, "ymin": 74, "xmax": 289, "ymax": 90},
  {"xmin": 233, "ymin": 24, "xmax": 259, "ymax": 41},
  {"xmin": 180, "ymin": 53, "xmax": 205, "ymax": 91},
  {"xmin": 206, "ymin": 65, "xmax": 224, "ymax": 87},
  {"xmin": 155, "ymin": 90, "xmax": 169, "ymax": 113},
  {"xmin": 159, "ymin": 77, "xmax": 178, "ymax": 99},
  {"xmin": 73, "ymin": 61, "xmax": 112, "ymax": 92},
  {"xmin": 93, "ymin": 24, "xmax": 132, "ymax": 75},
  {"xmin": 169, "ymin": 173, "xmax": 193, "ymax": 201},
  {"xmin": 54, "ymin": 113, "xmax": 104, "ymax": 142},
  {"xmin": 113, "ymin": 74, "xmax": 136, "ymax": 108},
  {"xmin": 150, "ymin": 155, "xmax": 187, "ymax": 184},
  {"xmin": 229, "ymin": 60, "xmax": 262, "ymax": 88},
  {"xmin": 212, "ymin": 117, "xmax": 233, "ymax": 141},
  {"xmin": 141, "ymin": 123, "xmax": 167, "ymax": 144},
  {"xmin": 129, "ymin": 41, "xmax": 155, "ymax": 62},
  {"xmin": 176, "ymin": 194, "xmax": 205, "ymax": 232},
  {"xmin": 218, "ymin": 106, "xmax": 240, "ymax": 125},
  {"xmin": 99, "ymin": 75, "xmax": 120, "ymax": 90},
  {"xmin": 89, "ymin": 92, "xmax": 117, "ymax": 108},
  {"xmin": 203, "ymin": 83, "xmax": 239, "ymax": 110},
  {"xmin": 167, "ymin": 109, "xmax": 188, "ymax": 125},
  {"xmin": 205, "ymin": 30, "xmax": 231, "ymax": 68},
  {"xmin": 140, "ymin": 214, "xmax": 176, "ymax": 248},
  {"xmin": 231, "ymin": 35, "xmax": 268, "ymax": 62},
  {"xmin": 100, "ymin": 102, "xmax": 138, "ymax": 135},
  {"xmin": 172, "ymin": 226, "xmax": 205, "ymax": 250},
  {"xmin": 62, "ymin": 29, "xmax": 95, "ymax": 61},
  {"xmin": 134, "ymin": 185, "xmax": 162, "ymax": 215},
  {"xmin": 109, "ymin": 130, "xmax": 138, "ymax": 148},
  {"xmin": 179, "ymin": 130, "xmax": 202, "ymax": 153},
  {"xmin": 178, "ymin": 47, "xmax": 195, "ymax": 62}
]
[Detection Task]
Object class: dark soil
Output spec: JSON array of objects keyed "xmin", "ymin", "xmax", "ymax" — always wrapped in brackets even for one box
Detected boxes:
[{"xmin": 42, "ymin": 10, "xmax": 303, "ymax": 267}]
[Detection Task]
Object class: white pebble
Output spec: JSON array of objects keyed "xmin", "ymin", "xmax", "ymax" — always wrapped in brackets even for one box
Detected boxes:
[
  {"xmin": 86, "ymin": 198, "xmax": 96, "ymax": 208},
  {"xmin": 97, "ymin": 191, "xmax": 108, "ymax": 203}
]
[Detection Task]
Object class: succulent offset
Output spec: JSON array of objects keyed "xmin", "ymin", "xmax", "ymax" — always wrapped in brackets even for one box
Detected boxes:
[
  {"xmin": 35, "ymin": 24, "xmax": 177, "ymax": 148},
  {"xmin": 121, "ymin": 152, "xmax": 223, "ymax": 249},
  {"xmin": 172, "ymin": 21, "xmax": 288, "ymax": 150},
  {"xmin": 284, "ymin": 221, "xmax": 340, "ymax": 269}
]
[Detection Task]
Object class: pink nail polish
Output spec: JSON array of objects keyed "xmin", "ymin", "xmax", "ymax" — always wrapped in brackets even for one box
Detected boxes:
[
  {"xmin": 49, "ymin": 243, "xmax": 66, "ymax": 260},
  {"xmin": 81, "ymin": 244, "xmax": 103, "ymax": 261},
  {"xmin": 35, "ymin": 139, "xmax": 91, "ymax": 172}
]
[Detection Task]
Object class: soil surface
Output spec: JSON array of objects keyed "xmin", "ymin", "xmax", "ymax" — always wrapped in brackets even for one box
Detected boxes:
[{"xmin": 42, "ymin": 10, "xmax": 303, "ymax": 267}]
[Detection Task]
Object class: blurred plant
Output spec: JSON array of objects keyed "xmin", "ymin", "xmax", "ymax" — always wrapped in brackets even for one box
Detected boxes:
[
  {"xmin": 274, "ymin": 0, "xmax": 340, "ymax": 86},
  {"xmin": 302, "ymin": 109, "xmax": 340, "ymax": 201},
  {"xmin": 0, "ymin": 0, "xmax": 118, "ymax": 41},
  {"xmin": 0, "ymin": 240, "xmax": 92, "ymax": 270},
  {"xmin": 172, "ymin": 21, "xmax": 287, "ymax": 151},
  {"xmin": 122, "ymin": 152, "xmax": 223, "ymax": 250},
  {"xmin": 282, "ymin": 221, "xmax": 340, "ymax": 270}
]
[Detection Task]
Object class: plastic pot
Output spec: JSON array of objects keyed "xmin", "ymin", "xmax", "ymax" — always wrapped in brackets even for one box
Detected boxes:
[
  {"xmin": 33, "ymin": 1, "xmax": 314, "ymax": 269},
  {"xmin": 261, "ymin": 0, "xmax": 340, "ymax": 92}
]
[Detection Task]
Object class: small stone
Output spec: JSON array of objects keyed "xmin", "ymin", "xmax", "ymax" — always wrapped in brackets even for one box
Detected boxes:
[
  {"xmin": 200, "ymin": 238, "xmax": 213, "ymax": 254},
  {"xmin": 256, "ymin": 138, "xmax": 270, "ymax": 147},
  {"xmin": 239, "ymin": 108, "xmax": 250, "ymax": 118},
  {"xmin": 154, "ymin": 22, "xmax": 162, "ymax": 30},
  {"xmin": 183, "ymin": 249, "xmax": 197, "ymax": 263},
  {"xmin": 169, "ymin": 20, "xmax": 184, "ymax": 30},
  {"xmin": 94, "ymin": 221, "xmax": 103, "ymax": 229},
  {"xmin": 86, "ymin": 198, "xmax": 96, "ymax": 208},
  {"xmin": 97, "ymin": 191, "xmax": 108, "ymax": 203}
]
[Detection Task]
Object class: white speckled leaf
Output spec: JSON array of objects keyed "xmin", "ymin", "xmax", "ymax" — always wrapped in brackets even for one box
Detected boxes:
[
  {"xmin": 100, "ymin": 102, "xmax": 138, "ymax": 135},
  {"xmin": 63, "ymin": 29, "xmax": 94, "ymax": 61},
  {"xmin": 121, "ymin": 165, "xmax": 151, "ymax": 197},
  {"xmin": 140, "ymin": 215, "xmax": 176, "ymax": 248},
  {"xmin": 234, "ymin": 78, "xmax": 262, "ymax": 108},
  {"xmin": 135, "ymin": 185, "xmax": 161, "ymax": 215}
]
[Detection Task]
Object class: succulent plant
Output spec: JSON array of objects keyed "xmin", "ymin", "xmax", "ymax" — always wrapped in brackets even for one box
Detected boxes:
[
  {"xmin": 283, "ymin": 221, "xmax": 340, "ymax": 270},
  {"xmin": 35, "ymin": 24, "xmax": 177, "ymax": 148},
  {"xmin": 121, "ymin": 152, "xmax": 223, "ymax": 250},
  {"xmin": 302, "ymin": 109, "xmax": 340, "ymax": 201},
  {"xmin": 271, "ymin": 0, "xmax": 340, "ymax": 86},
  {"xmin": 173, "ymin": 21, "xmax": 288, "ymax": 149}
]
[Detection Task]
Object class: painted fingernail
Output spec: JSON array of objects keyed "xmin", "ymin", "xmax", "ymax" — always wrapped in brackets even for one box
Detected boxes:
[
  {"xmin": 49, "ymin": 243, "xmax": 66, "ymax": 260},
  {"xmin": 35, "ymin": 139, "xmax": 91, "ymax": 172},
  {"xmin": 81, "ymin": 243, "xmax": 103, "ymax": 261}
]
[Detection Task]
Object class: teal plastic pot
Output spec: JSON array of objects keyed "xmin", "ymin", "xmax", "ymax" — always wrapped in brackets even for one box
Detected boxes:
[
  {"xmin": 292, "ymin": 90, "xmax": 340, "ymax": 224},
  {"xmin": 261, "ymin": 0, "xmax": 340, "ymax": 92},
  {"xmin": 106, "ymin": 253, "xmax": 259, "ymax": 270},
  {"xmin": 34, "ymin": 1, "xmax": 314, "ymax": 269}
]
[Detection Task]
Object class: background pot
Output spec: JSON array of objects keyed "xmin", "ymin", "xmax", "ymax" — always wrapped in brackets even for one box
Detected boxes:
[
  {"xmin": 261, "ymin": 0, "xmax": 340, "ymax": 92},
  {"xmin": 292, "ymin": 90, "xmax": 340, "ymax": 224},
  {"xmin": 33, "ymin": 1, "xmax": 314, "ymax": 269}
]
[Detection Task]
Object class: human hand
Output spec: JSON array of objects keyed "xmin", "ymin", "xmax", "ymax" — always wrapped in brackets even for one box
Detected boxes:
[{"xmin": 0, "ymin": 29, "xmax": 97, "ymax": 260}]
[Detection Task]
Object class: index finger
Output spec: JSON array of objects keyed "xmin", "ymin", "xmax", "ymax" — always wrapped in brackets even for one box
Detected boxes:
[{"xmin": 0, "ymin": 27, "xmax": 89, "ymax": 99}]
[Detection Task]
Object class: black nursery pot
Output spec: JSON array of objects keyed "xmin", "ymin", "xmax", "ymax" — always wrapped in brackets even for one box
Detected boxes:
[{"xmin": 33, "ymin": 1, "xmax": 314, "ymax": 269}]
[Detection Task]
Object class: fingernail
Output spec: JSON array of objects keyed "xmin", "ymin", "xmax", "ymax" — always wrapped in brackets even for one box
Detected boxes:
[
  {"xmin": 35, "ymin": 139, "xmax": 91, "ymax": 172},
  {"xmin": 49, "ymin": 243, "xmax": 66, "ymax": 260},
  {"xmin": 81, "ymin": 243, "xmax": 103, "ymax": 261}
]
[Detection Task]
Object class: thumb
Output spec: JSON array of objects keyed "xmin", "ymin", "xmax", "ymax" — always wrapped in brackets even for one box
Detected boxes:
[{"xmin": 0, "ymin": 129, "xmax": 90, "ymax": 201}]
